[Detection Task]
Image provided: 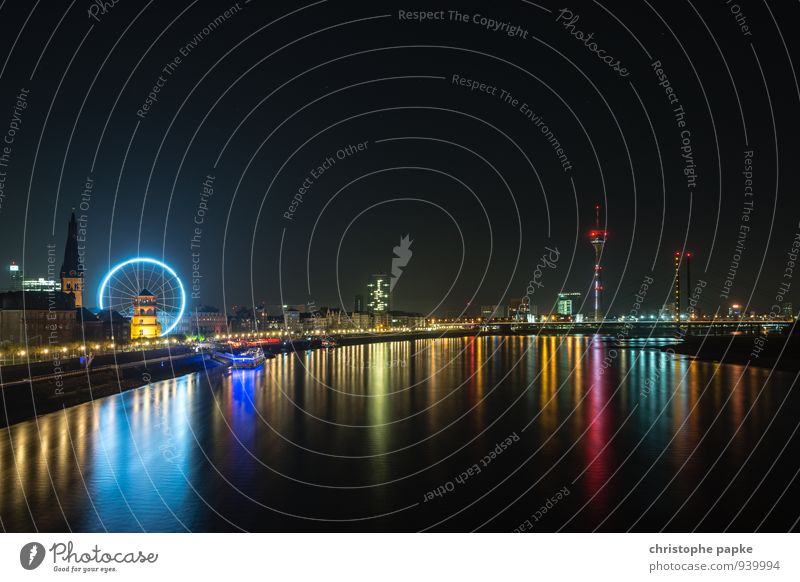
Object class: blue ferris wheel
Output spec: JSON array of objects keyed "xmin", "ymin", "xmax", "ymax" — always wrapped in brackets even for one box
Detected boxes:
[{"xmin": 97, "ymin": 258, "xmax": 186, "ymax": 336}]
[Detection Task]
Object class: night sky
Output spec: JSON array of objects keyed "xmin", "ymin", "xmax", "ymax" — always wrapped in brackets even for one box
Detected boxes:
[{"xmin": 1, "ymin": 0, "xmax": 798, "ymax": 318}]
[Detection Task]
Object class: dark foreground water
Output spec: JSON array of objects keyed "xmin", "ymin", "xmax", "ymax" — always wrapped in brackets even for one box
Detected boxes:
[{"xmin": 1, "ymin": 336, "xmax": 799, "ymax": 532}]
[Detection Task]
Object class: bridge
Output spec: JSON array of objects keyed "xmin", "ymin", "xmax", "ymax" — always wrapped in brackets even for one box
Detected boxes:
[{"xmin": 426, "ymin": 319, "xmax": 793, "ymax": 338}]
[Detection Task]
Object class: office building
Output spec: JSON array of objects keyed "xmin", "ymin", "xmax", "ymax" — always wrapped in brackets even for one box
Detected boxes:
[
  {"xmin": 367, "ymin": 273, "xmax": 390, "ymax": 314},
  {"xmin": 7, "ymin": 261, "xmax": 21, "ymax": 291},
  {"xmin": 556, "ymin": 292, "xmax": 581, "ymax": 316}
]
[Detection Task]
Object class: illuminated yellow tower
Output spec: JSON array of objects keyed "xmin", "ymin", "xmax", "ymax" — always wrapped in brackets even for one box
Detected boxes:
[{"xmin": 130, "ymin": 289, "xmax": 161, "ymax": 339}]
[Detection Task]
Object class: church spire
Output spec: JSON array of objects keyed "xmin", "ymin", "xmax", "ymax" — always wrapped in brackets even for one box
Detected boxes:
[
  {"xmin": 60, "ymin": 209, "xmax": 80, "ymax": 276},
  {"xmin": 60, "ymin": 209, "xmax": 84, "ymax": 307}
]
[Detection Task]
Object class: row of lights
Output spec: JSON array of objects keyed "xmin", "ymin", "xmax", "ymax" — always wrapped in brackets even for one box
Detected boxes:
[{"xmin": 1, "ymin": 338, "xmax": 183, "ymax": 360}]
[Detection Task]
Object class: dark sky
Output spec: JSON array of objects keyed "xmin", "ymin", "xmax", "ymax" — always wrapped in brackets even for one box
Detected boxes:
[{"xmin": 1, "ymin": 0, "xmax": 798, "ymax": 318}]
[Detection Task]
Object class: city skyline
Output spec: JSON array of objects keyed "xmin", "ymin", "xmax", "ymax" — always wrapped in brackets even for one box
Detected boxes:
[
  {"xmin": 1, "ymin": 1, "xmax": 798, "ymax": 321},
  {"xmin": 1, "ymin": 0, "xmax": 800, "ymax": 552}
]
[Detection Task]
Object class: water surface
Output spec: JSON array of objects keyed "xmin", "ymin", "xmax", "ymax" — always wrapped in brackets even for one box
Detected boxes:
[{"xmin": 1, "ymin": 336, "xmax": 798, "ymax": 532}]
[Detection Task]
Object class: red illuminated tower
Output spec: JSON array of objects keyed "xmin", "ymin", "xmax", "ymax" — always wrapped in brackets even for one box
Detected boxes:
[{"xmin": 589, "ymin": 204, "xmax": 607, "ymax": 321}]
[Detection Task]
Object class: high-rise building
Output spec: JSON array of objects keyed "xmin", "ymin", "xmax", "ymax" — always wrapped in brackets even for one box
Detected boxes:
[
  {"xmin": 130, "ymin": 289, "xmax": 161, "ymax": 338},
  {"xmin": 60, "ymin": 211, "xmax": 84, "ymax": 308},
  {"xmin": 782, "ymin": 302, "xmax": 794, "ymax": 319},
  {"xmin": 354, "ymin": 294, "xmax": 364, "ymax": 312},
  {"xmin": 366, "ymin": 273, "xmax": 390, "ymax": 314},
  {"xmin": 557, "ymin": 292, "xmax": 581, "ymax": 316},
  {"xmin": 589, "ymin": 204, "xmax": 607, "ymax": 321},
  {"xmin": 7, "ymin": 261, "xmax": 21, "ymax": 291}
]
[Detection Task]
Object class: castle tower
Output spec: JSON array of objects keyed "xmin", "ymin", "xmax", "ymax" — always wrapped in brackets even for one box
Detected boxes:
[
  {"xmin": 589, "ymin": 204, "xmax": 607, "ymax": 322},
  {"xmin": 60, "ymin": 210, "xmax": 84, "ymax": 307},
  {"xmin": 130, "ymin": 288, "xmax": 161, "ymax": 339}
]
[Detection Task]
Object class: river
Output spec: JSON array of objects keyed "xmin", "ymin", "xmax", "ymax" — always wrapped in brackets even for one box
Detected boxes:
[{"xmin": 1, "ymin": 335, "xmax": 798, "ymax": 532}]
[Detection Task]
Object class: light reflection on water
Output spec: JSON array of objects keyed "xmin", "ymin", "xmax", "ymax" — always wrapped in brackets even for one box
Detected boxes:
[{"xmin": 1, "ymin": 336, "xmax": 797, "ymax": 532}]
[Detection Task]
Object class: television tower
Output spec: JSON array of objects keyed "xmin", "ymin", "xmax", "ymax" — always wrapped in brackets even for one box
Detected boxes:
[{"xmin": 589, "ymin": 204, "xmax": 607, "ymax": 321}]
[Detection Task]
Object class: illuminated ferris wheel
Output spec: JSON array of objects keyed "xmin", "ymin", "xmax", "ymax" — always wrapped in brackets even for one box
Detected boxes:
[{"xmin": 97, "ymin": 258, "xmax": 186, "ymax": 336}]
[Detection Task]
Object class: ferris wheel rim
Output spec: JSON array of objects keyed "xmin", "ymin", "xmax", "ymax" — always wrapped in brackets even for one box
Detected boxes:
[{"xmin": 97, "ymin": 257, "xmax": 186, "ymax": 336}]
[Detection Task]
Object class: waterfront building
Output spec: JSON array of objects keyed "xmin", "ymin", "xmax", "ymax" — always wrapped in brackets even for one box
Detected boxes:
[
  {"xmin": 95, "ymin": 309, "xmax": 131, "ymax": 343},
  {"xmin": 324, "ymin": 307, "xmax": 345, "ymax": 330},
  {"xmin": 283, "ymin": 308, "xmax": 301, "ymax": 332},
  {"xmin": 350, "ymin": 311, "xmax": 371, "ymax": 330},
  {"xmin": 373, "ymin": 312, "xmax": 390, "ymax": 329},
  {"xmin": 130, "ymin": 289, "xmax": 161, "ymax": 339},
  {"xmin": 176, "ymin": 306, "xmax": 228, "ymax": 337},
  {"xmin": 0, "ymin": 291, "xmax": 76, "ymax": 345},
  {"xmin": 389, "ymin": 311, "xmax": 426, "ymax": 329},
  {"xmin": 480, "ymin": 305, "xmax": 503, "ymax": 320}
]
